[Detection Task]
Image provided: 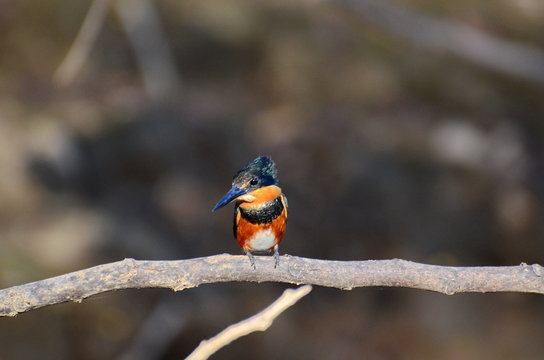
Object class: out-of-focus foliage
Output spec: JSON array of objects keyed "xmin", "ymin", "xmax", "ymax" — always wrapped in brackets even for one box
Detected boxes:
[{"xmin": 1, "ymin": 0, "xmax": 544, "ymax": 359}]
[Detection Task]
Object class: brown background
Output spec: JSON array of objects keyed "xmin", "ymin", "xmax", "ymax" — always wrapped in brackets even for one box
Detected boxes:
[{"xmin": 1, "ymin": 0, "xmax": 544, "ymax": 359}]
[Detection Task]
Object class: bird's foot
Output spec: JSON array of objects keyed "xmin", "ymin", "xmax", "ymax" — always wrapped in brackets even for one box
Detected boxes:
[
  {"xmin": 274, "ymin": 244, "xmax": 280, "ymax": 268},
  {"xmin": 245, "ymin": 250, "xmax": 256, "ymax": 269}
]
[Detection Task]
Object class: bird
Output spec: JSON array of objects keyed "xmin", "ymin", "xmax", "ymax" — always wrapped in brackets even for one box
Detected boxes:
[{"xmin": 212, "ymin": 156, "xmax": 288, "ymax": 268}]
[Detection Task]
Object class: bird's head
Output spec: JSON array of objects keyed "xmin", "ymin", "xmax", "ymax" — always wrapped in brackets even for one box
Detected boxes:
[{"xmin": 212, "ymin": 156, "xmax": 278, "ymax": 211}]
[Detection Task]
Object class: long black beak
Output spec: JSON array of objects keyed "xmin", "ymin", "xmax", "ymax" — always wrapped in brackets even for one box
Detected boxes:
[{"xmin": 212, "ymin": 186, "xmax": 247, "ymax": 212}]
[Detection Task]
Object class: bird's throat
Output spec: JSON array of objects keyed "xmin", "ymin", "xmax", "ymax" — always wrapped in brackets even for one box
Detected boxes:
[{"xmin": 238, "ymin": 185, "xmax": 282, "ymax": 208}]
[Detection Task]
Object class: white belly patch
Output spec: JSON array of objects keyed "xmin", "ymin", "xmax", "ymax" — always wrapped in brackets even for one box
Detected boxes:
[{"xmin": 248, "ymin": 228, "xmax": 277, "ymax": 251}]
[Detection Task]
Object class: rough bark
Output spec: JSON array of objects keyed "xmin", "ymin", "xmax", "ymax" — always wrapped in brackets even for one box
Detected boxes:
[{"xmin": 1, "ymin": 254, "xmax": 543, "ymax": 316}]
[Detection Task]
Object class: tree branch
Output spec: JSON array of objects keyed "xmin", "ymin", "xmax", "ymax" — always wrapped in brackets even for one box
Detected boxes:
[
  {"xmin": 1, "ymin": 254, "xmax": 543, "ymax": 317},
  {"xmin": 335, "ymin": 0, "xmax": 544, "ymax": 87},
  {"xmin": 185, "ymin": 285, "xmax": 312, "ymax": 360},
  {"xmin": 54, "ymin": 0, "xmax": 112, "ymax": 86}
]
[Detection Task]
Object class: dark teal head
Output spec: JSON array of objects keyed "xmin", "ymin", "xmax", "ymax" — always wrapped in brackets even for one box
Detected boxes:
[{"xmin": 212, "ymin": 156, "xmax": 278, "ymax": 211}]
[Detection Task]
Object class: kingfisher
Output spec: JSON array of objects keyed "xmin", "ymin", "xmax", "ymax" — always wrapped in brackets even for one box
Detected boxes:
[{"xmin": 212, "ymin": 156, "xmax": 288, "ymax": 268}]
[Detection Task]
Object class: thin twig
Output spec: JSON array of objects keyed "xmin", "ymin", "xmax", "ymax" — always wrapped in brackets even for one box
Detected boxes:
[
  {"xmin": 1, "ymin": 255, "xmax": 543, "ymax": 317},
  {"xmin": 114, "ymin": 0, "xmax": 181, "ymax": 99},
  {"xmin": 335, "ymin": 0, "xmax": 544, "ymax": 86},
  {"xmin": 185, "ymin": 285, "xmax": 312, "ymax": 360},
  {"xmin": 54, "ymin": 0, "xmax": 112, "ymax": 86}
]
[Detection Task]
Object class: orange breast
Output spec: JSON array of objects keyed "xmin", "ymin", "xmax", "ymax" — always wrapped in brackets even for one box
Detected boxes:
[
  {"xmin": 235, "ymin": 194, "xmax": 288, "ymax": 252},
  {"xmin": 235, "ymin": 212, "xmax": 287, "ymax": 251}
]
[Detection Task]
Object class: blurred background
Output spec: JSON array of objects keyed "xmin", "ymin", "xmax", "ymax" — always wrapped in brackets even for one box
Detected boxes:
[{"xmin": 1, "ymin": 0, "xmax": 544, "ymax": 358}]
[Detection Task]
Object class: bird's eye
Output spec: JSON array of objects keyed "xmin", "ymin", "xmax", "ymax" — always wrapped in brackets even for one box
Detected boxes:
[{"xmin": 250, "ymin": 178, "xmax": 259, "ymax": 186}]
